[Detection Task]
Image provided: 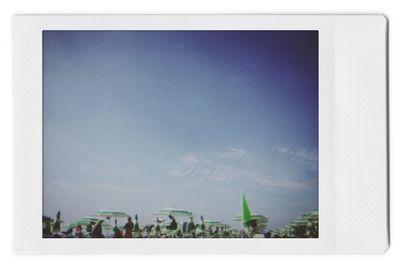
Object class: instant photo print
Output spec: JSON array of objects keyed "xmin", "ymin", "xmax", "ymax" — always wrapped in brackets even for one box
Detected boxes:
[{"xmin": 12, "ymin": 15, "xmax": 389, "ymax": 254}]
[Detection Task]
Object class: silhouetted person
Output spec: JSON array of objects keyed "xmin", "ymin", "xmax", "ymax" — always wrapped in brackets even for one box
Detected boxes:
[
  {"xmin": 113, "ymin": 227, "xmax": 123, "ymax": 238},
  {"xmin": 75, "ymin": 225, "xmax": 84, "ymax": 238},
  {"xmin": 188, "ymin": 216, "xmax": 195, "ymax": 233},
  {"xmin": 124, "ymin": 217, "xmax": 133, "ymax": 238},
  {"xmin": 214, "ymin": 226, "xmax": 220, "ymax": 236},
  {"xmin": 168, "ymin": 215, "xmax": 177, "ymax": 230},
  {"xmin": 154, "ymin": 217, "xmax": 161, "ymax": 237},
  {"xmin": 145, "ymin": 224, "xmax": 153, "ymax": 235},
  {"xmin": 43, "ymin": 222, "xmax": 52, "ymax": 237},
  {"xmin": 86, "ymin": 223, "xmax": 93, "ymax": 234},
  {"xmin": 91, "ymin": 220, "xmax": 104, "ymax": 238},
  {"xmin": 63, "ymin": 228, "xmax": 73, "ymax": 238},
  {"xmin": 199, "ymin": 215, "xmax": 206, "ymax": 231},
  {"xmin": 133, "ymin": 214, "xmax": 139, "ymax": 231}
]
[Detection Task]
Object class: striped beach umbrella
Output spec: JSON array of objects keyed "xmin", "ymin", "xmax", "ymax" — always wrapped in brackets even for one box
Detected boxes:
[
  {"xmin": 93, "ymin": 210, "xmax": 130, "ymax": 219},
  {"xmin": 155, "ymin": 208, "xmax": 193, "ymax": 217}
]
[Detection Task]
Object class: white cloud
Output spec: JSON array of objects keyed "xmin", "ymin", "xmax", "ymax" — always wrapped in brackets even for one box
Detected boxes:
[
  {"xmin": 47, "ymin": 179, "xmax": 72, "ymax": 187},
  {"xmin": 211, "ymin": 147, "xmax": 253, "ymax": 159},
  {"xmin": 86, "ymin": 183, "xmax": 190, "ymax": 198},
  {"xmin": 87, "ymin": 183, "xmax": 154, "ymax": 194},
  {"xmin": 170, "ymin": 151, "xmax": 254, "ymax": 183},
  {"xmin": 170, "ymin": 148, "xmax": 317, "ymax": 191},
  {"xmin": 272, "ymin": 146, "xmax": 318, "ymax": 168},
  {"xmin": 179, "ymin": 153, "xmax": 199, "ymax": 164},
  {"xmin": 252, "ymin": 176, "xmax": 317, "ymax": 190},
  {"xmin": 88, "ymin": 183, "xmax": 134, "ymax": 193}
]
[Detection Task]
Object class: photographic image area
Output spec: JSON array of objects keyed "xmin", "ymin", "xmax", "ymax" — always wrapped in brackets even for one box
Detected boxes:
[{"xmin": 43, "ymin": 31, "xmax": 318, "ymax": 238}]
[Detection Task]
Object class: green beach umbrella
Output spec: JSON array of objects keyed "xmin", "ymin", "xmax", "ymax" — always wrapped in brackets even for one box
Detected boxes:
[
  {"xmin": 93, "ymin": 210, "xmax": 130, "ymax": 219},
  {"xmin": 250, "ymin": 214, "xmax": 269, "ymax": 222},
  {"xmin": 80, "ymin": 216, "xmax": 100, "ymax": 223},
  {"xmin": 241, "ymin": 191, "xmax": 252, "ymax": 223},
  {"xmin": 292, "ymin": 219, "xmax": 308, "ymax": 226},
  {"xmin": 75, "ymin": 220, "xmax": 90, "ymax": 226},
  {"xmin": 204, "ymin": 219, "xmax": 220, "ymax": 225},
  {"xmin": 204, "ymin": 220, "xmax": 231, "ymax": 228},
  {"xmin": 302, "ymin": 210, "xmax": 319, "ymax": 223},
  {"xmin": 101, "ymin": 223, "xmax": 114, "ymax": 231},
  {"xmin": 233, "ymin": 214, "xmax": 269, "ymax": 223},
  {"xmin": 77, "ymin": 216, "xmax": 101, "ymax": 226},
  {"xmin": 302, "ymin": 214, "xmax": 318, "ymax": 221},
  {"xmin": 155, "ymin": 208, "xmax": 193, "ymax": 217},
  {"xmin": 305, "ymin": 209, "xmax": 319, "ymax": 216},
  {"xmin": 69, "ymin": 221, "xmax": 79, "ymax": 228}
]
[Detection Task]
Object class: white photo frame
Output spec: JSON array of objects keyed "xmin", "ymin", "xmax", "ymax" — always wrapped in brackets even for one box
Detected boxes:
[{"xmin": 12, "ymin": 14, "xmax": 388, "ymax": 254}]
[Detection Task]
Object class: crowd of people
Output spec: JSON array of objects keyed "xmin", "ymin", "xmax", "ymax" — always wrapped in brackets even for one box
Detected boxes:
[
  {"xmin": 42, "ymin": 211, "xmax": 318, "ymax": 239},
  {"xmin": 43, "ymin": 213, "xmax": 266, "ymax": 238}
]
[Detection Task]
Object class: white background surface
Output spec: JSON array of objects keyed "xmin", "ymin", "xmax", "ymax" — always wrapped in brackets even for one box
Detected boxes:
[{"xmin": 0, "ymin": 0, "xmax": 397, "ymax": 265}]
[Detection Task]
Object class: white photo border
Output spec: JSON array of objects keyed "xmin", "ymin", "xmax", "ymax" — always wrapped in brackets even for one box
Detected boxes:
[{"xmin": 12, "ymin": 14, "xmax": 387, "ymax": 254}]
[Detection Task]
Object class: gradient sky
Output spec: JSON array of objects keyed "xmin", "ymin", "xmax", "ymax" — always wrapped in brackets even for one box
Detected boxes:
[{"xmin": 43, "ymin": 31, "xmax": 318, "ymax": 229}]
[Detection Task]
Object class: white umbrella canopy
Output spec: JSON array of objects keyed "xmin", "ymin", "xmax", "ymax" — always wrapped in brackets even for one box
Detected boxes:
[
  {"xmin": 232, "ymin": 214, "xmax": 269, "ymax": 223},
  {"xmin": 204, "ymin": 219, "xmax": 220, "ymax": 225},
  {"xmin": 155, "ymin": 208, "xmax": 193, "ymax": 218},
  {"xmin": 80, "ymin": 216, "xmax": 100, "ymax": 223},
  {"xmin": 204, "ymin": 220, "xmax": 231, "ymax": 228},
  {"xmin": 68, "ymin": 221, "xmax": 80, "ymax": 228},
  {"xmin": 305, "ymin": 209, "xmax": 318, "ymax": 216},
  {"xmin": 292, "ymin": 219, "xmax": 308, "ymax": 226},
  {"xmin": 301, "ymin": 210, "xmax": 319, "ymax": 221},
  {"xmin": 76, "ymin": 217, "xmax": 101, "ymax": 226},
  {"xmin": 93, "ymin": 210, "xmax": 130, "ymax": 219},
  {"xmin": 68, "ymin": 216, "xmax": 101, "ymax": 228},
  {"xmin": 101, "ymin": 223, "xmax": 115, "ymax": 231}
]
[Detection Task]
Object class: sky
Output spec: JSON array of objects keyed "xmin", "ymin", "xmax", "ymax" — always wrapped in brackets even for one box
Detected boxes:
[{"xmin": 43, "ymin": 31, "xmax": 318, "ymax": 229}]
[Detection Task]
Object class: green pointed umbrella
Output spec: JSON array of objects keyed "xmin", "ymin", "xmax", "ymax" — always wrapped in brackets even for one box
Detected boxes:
[{"xmin": 241, "ymin": 191, "xmax": 252, "ymax": 223}]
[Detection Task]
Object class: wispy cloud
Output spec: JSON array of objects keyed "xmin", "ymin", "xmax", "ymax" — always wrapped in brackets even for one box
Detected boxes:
[
  {"xmin": 170, "ymin": 148, "xmax": 316, "ymax": 191},
  {"xmin": 46, "ymin": 179, "xmax": 151, "ymax": 193},
  {"xmin": 252, "ymin": 176, "xmax": 317, "ymax": 190},
  {"xmin": 87, "ymin": 183, "xmax": 190, "ymax": 198},
  {"xmin": 47, "ymin": 179, "xmax": 73, "ymax": 187},
  {"xmin": 272, "ymin": 146, "xmax": 318, "ymax": 169},
  {"xmin": 87, "ymin": 183, "xmax": 150, "ymax": 193},
  {"xmin": 211, "ymin": 147, "xmax": 253, "ymax": 159},
  {"xmin": 179, "ymin": 153, "xmax": 199, "ymax": 164},
  {"xmin": 170, "ymin": 149, "xmax": 254, "ymax": 182}
]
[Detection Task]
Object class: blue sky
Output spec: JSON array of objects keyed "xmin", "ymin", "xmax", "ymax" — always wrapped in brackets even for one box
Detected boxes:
[{"xmin": 43, "ymin": 31, "xmax": 318, "ymax": 229}]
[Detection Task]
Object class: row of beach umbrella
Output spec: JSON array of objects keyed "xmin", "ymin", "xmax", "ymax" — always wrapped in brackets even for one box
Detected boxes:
[
  {"xmin": 270, "ymin": 209, "xmax": 319, "ymax": 238},
  {"xmin": 49, "ymin": 193, "xmax": 316, "ymax": 238}
]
